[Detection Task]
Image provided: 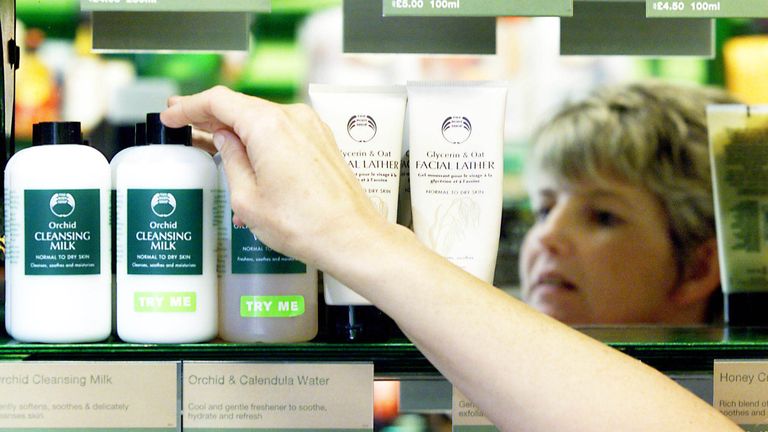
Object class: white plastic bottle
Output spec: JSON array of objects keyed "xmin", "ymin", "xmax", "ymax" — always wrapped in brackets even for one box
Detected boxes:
[
  {"xmin": 115, "ymin": 113, "xmax": 217, "ymax": 343},
  {"xmin": 4, "ymin": 121, "xmax": 111, "ymax": 342},
  {"xmin": 216, "ymin": 157, "xmax": 318, "ymax": 343},
  {"xmin": 109, "ymin": 122, "xmax": 146, "ymax": 334}
]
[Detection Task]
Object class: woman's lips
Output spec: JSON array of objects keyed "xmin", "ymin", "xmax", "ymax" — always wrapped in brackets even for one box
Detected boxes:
[{"xmin": 533, "ymin": 274, "xmax": 577, "ymax": 292}]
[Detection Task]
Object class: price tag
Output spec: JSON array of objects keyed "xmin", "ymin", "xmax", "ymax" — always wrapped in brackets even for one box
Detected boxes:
[
  {"xmin": 647, "ymin": 0, "xmax": 768, "ymax": 18},
  {"xmin": 713, "ymin": 360, "xmax": 768, "ymax": 431},
  {"xmin": 384, "ymin": 0, "xmax": 572, "ymax": 17},
  {"xmin": 92, "ymin": 12, "xmax": 251, "ymax": 52},
  {"xmin": 451, "ymin": 387, "xmax": 499, "ymax": 432},
  {"xmin": 345, "ymin": 0, "xmax": 496, "ymax": 54},
  {"xmin": 81, "ymin": 0, "xmax": 270, "ymax": 12},
  {"xmin": 0, "ymin": 361, "xmax": 179, "ymax": 430},
  {"xmin": 183, "ymin": 362, "xmax": 373, "ymax": 431}
]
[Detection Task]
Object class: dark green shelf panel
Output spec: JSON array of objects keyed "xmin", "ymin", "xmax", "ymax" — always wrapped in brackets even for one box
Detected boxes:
[
  {"xmin": 586, "ymin": 326, "xmax": 768, "ymax": 374},
  {"xmin": 592, "ymin": 326, "xmax": 768, "ymax": 374},
  {"xmin": 0, "ymin": 337, "xmax": 436, "ymax": 377},
  {"xmin": 3, "ymin": 327, "xmax": 768, "ymax": 377}
]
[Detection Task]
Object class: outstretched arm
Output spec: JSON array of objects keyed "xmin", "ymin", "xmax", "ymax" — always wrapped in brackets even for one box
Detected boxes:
[{"xmin": 161, "ymin": 86, "xmax": 739, "ymax": 432}]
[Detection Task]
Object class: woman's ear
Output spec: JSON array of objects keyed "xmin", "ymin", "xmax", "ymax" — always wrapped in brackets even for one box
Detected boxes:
[{"xmin": 671, "ymin": 238, "xmax": 721, "ymax": 306}]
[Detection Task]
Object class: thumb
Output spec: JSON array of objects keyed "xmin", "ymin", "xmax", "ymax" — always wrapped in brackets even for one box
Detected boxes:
[{"xmin": 214, "ymin": 129, "xmax": 259, "ymax": 226}]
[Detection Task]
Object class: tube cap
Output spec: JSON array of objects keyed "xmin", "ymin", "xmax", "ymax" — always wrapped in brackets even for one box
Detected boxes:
[
  {"xmin": 32, "ymin": 122, "xmax": 83, "ymax": 146},
  {"xmin": 725, "ymin": 292, "xmax": 768, "ymax": 326},
  {"xmin": 324, "ymin": 305, "xmax": 401, "ymax": 342},
  {"xmin": 146, "ymin": 113, "xmax": 191, "ymax": 145}
]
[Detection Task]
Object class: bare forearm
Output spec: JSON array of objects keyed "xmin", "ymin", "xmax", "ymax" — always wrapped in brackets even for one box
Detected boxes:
[{"xmin": 323, "ymin": 222, "xmax": 739, "ymax": 432}]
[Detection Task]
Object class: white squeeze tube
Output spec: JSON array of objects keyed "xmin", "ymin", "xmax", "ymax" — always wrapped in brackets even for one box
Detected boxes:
[
  {"xmin": 406, "ymin": 81, "xmax": 508, "ymax": 284},
  {"xmin": 309, "ymin": 84, "xmax": 407, "ymax": 340},
  {"xmin": 708, "ymin": 104, "xmax": 768, "ymax": 326}
]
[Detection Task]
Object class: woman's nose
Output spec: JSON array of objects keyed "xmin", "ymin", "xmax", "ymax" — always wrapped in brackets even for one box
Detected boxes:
[{"xmin": 534, "ymin": 205, "xmax": 575, "ymax": 256}]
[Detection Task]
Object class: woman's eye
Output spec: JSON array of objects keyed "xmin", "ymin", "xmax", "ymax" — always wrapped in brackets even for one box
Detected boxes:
[{"xmin": 592, "ymin": 209, "xmax": 623, "ymax": 227}]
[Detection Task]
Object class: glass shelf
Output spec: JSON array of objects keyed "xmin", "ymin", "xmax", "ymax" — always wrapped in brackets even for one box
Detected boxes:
[
  {"xmin": 0, "ymin": 337, "xmax": 434, "ymax": 377},
  {"xmin": 3, "ymin": 326, "xmax": 768, "ymax": 377}
]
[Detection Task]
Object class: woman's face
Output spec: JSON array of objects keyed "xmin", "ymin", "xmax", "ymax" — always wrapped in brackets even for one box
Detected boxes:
[{"xmin": 519, "ymin": 173, "xmax": 682, "ymax": 325}]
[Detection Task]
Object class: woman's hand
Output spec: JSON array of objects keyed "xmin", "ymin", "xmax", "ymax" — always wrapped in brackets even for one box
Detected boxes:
[{"xmin": 161, "ymin": 86, "xmax": 387, "ymax": 269}]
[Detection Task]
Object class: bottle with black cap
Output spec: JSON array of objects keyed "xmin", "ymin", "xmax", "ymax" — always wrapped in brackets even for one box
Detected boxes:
[
  {"xmin": 4, "ymin": 121, "xmax": 111, "ymax": 342},
  {"xmin": 114, "ymin": 113, "xmax": 217, "ymax": 343},
  {"xmin": 216, "ymin": 154, "xmax": 318, "ymax": 343},
  {"xmin": 108, "ymin": 122, "xmax": 147, "ymax": 335}
]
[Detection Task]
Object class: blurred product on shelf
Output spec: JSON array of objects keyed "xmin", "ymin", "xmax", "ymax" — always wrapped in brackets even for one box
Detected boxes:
[
  {"xmin": 91, "ymin": 77, "xmax": 178, "ymax": 161},
  {"xmin": 724, "ymin": 35, "xmax": 768, "ymax": 104},
  {"xmin": 373, "ymin": 380, "xmax": 400, "ymax": 427},
  {"xmin": 14, "ymin": 25, "xmax": 59, "ymax": 140},
  {"xmin": 62, "ymin": 23, "xmax": 135, "ymax": 134}
]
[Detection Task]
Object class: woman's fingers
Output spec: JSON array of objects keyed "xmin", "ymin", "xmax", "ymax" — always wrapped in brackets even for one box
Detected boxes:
[
  {"xmin": 161, "ymin": 86, "xmax": 276, "ymax": 135},
  {"xmin": 213, "ymin": 129, "xmax": 259, "ymax": 226}
]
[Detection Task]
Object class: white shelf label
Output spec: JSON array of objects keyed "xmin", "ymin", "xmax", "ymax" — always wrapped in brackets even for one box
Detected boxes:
[
  {"xmin": 183, "ymin": 362, "xmax": 373, "ymax": 431},
  {"xmin": 0, "ymin": 361, "xmax": 179, "ymax": 430},
  {"xmin": 713, "ymin": 360, "xmax": 768, "ymax": 431},
  {"xmin": 452, "ymin": 387, "xmax": 499, "ymax": 431}
]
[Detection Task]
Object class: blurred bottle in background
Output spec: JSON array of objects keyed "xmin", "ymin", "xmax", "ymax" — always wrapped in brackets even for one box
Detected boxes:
[{"xmin": 15, "ymin": 24, "xmax": 59, "ymax": 141}]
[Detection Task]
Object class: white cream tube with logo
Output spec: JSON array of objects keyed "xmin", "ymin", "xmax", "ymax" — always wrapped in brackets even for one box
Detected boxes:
[
  {"xmin": 407, "ymin": 81, "xmax": 508, "ymax": 283},
  {"xmin": 708, "ymin": 104, "xmax": 768, "ymax": 326},
  {"xmin": 309, "ymin": 84, "xmax": 407, "ymax": 305}
]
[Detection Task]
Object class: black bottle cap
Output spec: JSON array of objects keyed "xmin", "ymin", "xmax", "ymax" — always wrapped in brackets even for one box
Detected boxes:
[
  {"xmin": 324, "ymin": 305, "xmax": 400, "ymax": 342},
  {"xmin": 135, "ymin": 122, "xmax": 147, "ymax": 146},
  {"xmin": 32, "ymin": 122, "xmax": 83, "ymax": 146},
  {"xmin": 725, "ymin": 292, "xmax": 768, "ymax": 326},
  {"xmin": 146, "ymin": 113, "xmax": 191, "ymax": 145},
  {"xmin": 113, "ymin": 125, "xmax": 136, "ymax": 154}
]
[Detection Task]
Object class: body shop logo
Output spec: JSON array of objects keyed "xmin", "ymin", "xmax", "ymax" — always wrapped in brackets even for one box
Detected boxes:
[
  {"xmin": 151, "ymin": 193, "xmax": 177, "ymax": 218},
  {"xmin": 49, "ymin": 193, "xmax": 76, "ymax": 217},
  {"xmin": 347, "ymin": 115, "xmax": 377, "ymax": 143},
  {"xmin": 442, "ymin": 116, "xmax": 472, "ymax": 144}
]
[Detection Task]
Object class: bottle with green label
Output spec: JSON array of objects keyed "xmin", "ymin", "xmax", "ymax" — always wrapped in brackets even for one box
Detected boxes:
[
  {"xmin": 114, "ymin": 113, "xmax": 217, "ymax": 343},
  {"xmin": 4, "ymin": 121, "xmax": 111, "ymax": 342},
  {"xmin": 216, "ymin": 156, "xmax": 318, "ymax": 343},
  {"xmin": 109, "ymin": 122, "xmax": 147, "ymax": 335}
]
